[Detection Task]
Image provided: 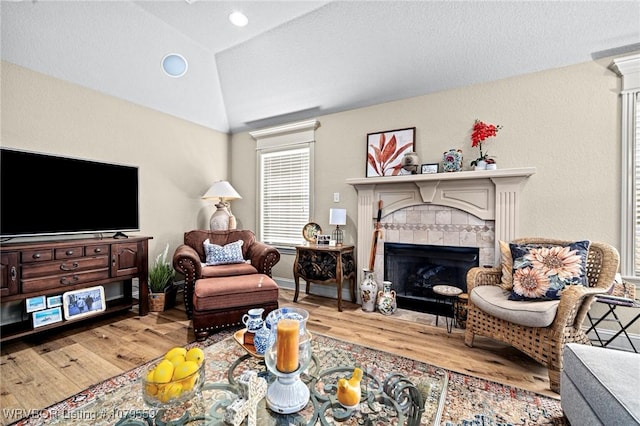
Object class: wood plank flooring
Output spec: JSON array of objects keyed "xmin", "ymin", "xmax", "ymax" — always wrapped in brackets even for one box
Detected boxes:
[{"xmin": 0, "ymin": 288, "xmax": 555, "ymax": 425}]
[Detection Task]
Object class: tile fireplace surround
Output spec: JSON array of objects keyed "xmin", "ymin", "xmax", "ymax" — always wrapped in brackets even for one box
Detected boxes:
[{"xmin": 346, "ymin": 167, "xmax": 536, "ymax": 287}]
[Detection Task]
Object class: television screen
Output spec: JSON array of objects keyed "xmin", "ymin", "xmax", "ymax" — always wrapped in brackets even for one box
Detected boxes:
[{"xmin": 0, "ymin": 148, "xmax": 139, "ymax": 238}]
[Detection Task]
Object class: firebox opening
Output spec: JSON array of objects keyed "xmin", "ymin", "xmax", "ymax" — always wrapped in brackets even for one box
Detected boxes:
[{"xmin": 384, "ymin": 242, "xmax": 479, "ymax": 316}]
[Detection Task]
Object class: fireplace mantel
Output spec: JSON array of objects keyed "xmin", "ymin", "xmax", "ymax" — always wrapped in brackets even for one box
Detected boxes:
[{"xmin": 346, "ymin": 167, "xmax": 536, "ymax": 274}]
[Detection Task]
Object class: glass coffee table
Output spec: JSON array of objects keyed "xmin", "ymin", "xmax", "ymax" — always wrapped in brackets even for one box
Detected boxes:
[{"xmin": 117, "ymin": 336, "xmax": 446, "ymax": 425}]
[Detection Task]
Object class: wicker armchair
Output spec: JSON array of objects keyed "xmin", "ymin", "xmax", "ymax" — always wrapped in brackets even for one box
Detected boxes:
[{"xmin": 464, "ymin": 238, "xmax": 620, "ymax": 393}]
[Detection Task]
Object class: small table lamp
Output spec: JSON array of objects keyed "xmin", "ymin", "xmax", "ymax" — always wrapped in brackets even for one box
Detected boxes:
[
  {"xmin": 329, "ymin": 208, "xmax": 347, "ymax": 246},
  {"xmin": 202, "ymin": 181, "xmax": 242, "ymax": 230}
]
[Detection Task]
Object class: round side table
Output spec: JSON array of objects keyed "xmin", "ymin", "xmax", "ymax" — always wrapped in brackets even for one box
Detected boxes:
[{"xmin": 432, "ymin": 285, "xmax": 463, "ymax": 333}]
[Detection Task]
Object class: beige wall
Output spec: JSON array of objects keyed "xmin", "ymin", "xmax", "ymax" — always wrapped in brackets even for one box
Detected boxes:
[
  {"xmin": 1, "ymin": 61, "xmax": 229, "ymax": 259},
  {"xmin": 231, "ymin": 55, "xmax": 629, "ymax": 282}
]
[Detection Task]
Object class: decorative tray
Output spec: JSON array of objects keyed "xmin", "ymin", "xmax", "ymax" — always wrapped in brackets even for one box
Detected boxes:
[
  {"xmin": 302, "ymin": 222, "xmax": 322, "ymax": 242},
  {"xmin": 233, "ymin": 328, "xmax": 263, "ymax": 358}
]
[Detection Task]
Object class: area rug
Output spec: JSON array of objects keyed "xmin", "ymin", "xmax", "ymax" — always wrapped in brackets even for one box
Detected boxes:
[{"xmin": 10, "ymin": 329, "xmax": 567, "ymax": 426}]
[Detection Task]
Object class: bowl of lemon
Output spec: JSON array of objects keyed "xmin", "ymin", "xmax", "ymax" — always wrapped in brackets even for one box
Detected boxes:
[{"xmin": 142, "ymin": 346, "xmax": 205, "ymax": 407}]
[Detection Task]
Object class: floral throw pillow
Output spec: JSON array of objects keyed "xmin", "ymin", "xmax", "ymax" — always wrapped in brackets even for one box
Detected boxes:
[
  {"xmin": 508, "ymin": 240, "xmax": 590, "ymax": 301},
  {"xmin": 203, "ymin": 239, "xmax": 245, "ymax": 266}
]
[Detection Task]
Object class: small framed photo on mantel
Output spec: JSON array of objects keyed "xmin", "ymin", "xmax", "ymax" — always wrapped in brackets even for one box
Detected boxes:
[{"xmin": 421, "ymin": 163, "xmax": 439, "ymax": 174}]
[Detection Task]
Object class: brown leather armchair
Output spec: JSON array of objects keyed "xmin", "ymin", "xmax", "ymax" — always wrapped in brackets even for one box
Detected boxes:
[{"xmin": 173, "ymin": 229, "xmax": 281, "ymax": 319}]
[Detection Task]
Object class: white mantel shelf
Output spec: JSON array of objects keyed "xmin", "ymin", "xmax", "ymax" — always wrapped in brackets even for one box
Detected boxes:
[{"xmin": 346, "ymin": 167, "xmax": 536, "ymax": 274}]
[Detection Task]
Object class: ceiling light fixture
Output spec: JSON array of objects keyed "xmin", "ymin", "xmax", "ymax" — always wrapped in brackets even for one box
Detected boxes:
[
  {"xmin": 161, "ymin": 53, "xmax": 188, "ymax": 78},
  {"xmin": 229, "ymin": 11, "xmax": 248, "ymax": 27}
]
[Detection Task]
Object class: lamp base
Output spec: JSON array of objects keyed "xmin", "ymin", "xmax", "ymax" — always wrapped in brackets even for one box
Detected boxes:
[
  {"xmin": 265, "ymin": 375, "xmax": 310, "ymax": 414},
  {"xmin": 210, "ymin": 203, "xmax": 231, "ymax": 230}
]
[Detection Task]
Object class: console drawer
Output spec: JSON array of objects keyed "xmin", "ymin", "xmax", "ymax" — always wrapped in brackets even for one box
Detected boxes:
[
  {"xmin": 22, "ymin": 269, "xmax": 110, "ymax": 293},
  {"xmin": 21, "ymin": 256, "xmax": 110, "ymax": 279},
  {"xmin": 22, "ymin": 249, "xmax": 53, "ymax": 263},
  {"xmin": 55, "ymin": 246, "xmax": 84, "ymax": 259}
]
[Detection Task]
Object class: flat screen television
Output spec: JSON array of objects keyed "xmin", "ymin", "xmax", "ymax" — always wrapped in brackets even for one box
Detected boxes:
[{"xmin": 1, "ymin": 148, "xmax": 139, "ymax": 238}]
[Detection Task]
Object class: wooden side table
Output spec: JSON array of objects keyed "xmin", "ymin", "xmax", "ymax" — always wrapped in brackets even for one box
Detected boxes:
[{"xmin": 293, "ymin": 244, "xmax": 356, "ymax": 311}]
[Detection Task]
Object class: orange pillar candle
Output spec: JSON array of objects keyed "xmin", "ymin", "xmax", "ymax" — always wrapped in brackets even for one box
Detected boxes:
[{"xmin": 276, "ymin": 319, "xmax": 300, "ymax": 373}]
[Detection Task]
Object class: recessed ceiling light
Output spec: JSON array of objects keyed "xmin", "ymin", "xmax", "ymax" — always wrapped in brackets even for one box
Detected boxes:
[
  {"xmin": 229, "ymin": 11, "xmax": 248, "ymax": 27},
  {"xmin": 161, "ymin": 53, "xmax": 188, "ymax": 78}
]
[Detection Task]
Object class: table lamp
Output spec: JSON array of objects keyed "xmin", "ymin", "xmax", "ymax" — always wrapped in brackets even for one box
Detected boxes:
[
  {"xmin": 202, "ymin": 181, "xmax": 242, "ymax": 230},
  {"xmin": 329, "ymin": 208, "xmax": 347, "ymax": 246}
]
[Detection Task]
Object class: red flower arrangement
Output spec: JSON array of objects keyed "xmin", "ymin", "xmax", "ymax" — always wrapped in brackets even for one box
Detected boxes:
[{"xmin": 470, "ymin": 119, "xmax": 502, "ymax": 167}]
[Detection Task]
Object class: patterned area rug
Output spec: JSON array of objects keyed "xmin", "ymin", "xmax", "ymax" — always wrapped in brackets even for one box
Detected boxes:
[{"xmin": 10, "ymin": 329, "xmax": 567, "ymax": 425}]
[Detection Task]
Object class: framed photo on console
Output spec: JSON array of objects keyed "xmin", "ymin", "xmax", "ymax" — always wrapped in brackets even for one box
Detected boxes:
[
  {"xmin": 33, "ymin": 306, "xmax": 63, "ymax": 328},
  {"xmin": 26, "ymin": 295, "xmax": 46, "ymax": 313},
  {"xmin": 63, "ymin": 286, "xmax": 106, "ymax": 321}
]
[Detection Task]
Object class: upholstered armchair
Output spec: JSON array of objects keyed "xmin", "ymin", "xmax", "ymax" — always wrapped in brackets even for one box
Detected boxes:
[
  {"xmin": 464, "ymin": 238, "xmax": 619, "ymax": 393},
  {"xmin": 172, "ymin": 229, "xmax": 281, "ymax": 319}
]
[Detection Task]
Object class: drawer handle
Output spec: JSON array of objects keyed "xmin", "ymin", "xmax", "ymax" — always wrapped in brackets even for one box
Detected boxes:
[
  {"xmin": 94, "ymin": 248, "xmax": 102, "ymax": 253},
  {"xmin": 60, "ymin": 275, "xmax": 80, "ymax": 285},
  {"xmin": 32, "ymin": 253, "xmax": 41, "ymax": 260},
  {"xmin": 60, "ymin": 261, "xmax": 79, "ymax": 271},
  {"xmin": 66, "ymin": 250, "xmax": 74, "ymax": 256},
  {"xmin": 10, "ymin": 266, "xmax": 16, "ymax": 282}
]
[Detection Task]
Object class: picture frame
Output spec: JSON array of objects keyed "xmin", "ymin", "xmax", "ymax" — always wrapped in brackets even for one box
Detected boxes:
[
  {"xmin": 26, "ymin": 295, "xmax": 46, "ymax": 313},
  {"xmin": 63, "ymin": 286, "xmax": 106, "ymax": 321},
  {"xmin": 421, "ymin": 163, "xmax": 439, "ymax": 174},
  {"xmin": 32, "ymin": 306, "xmax": 63, "ymax": 328},
  {"xmin": 47, "ymin": 295, "xmax": 63, "ymax": 308},
  {"xmin": 366, "ymin": 127, "xmax": 416, "ymax": 177}
]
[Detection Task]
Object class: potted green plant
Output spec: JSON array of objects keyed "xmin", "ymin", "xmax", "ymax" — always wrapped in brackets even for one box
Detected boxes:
[{"xmin": 148, "ymin": 243, "xmax": 176, "ymax": 312}]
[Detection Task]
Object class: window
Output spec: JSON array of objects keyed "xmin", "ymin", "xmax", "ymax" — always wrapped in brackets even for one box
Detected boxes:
[
  {"xmin": 250, "ymin": 120, "xmax": 320, "ymax": 247},
  {"xmin": 260, "ymin": 147, "xmax": 310, "ymax": 245},
  {"xmin": 612, "ymin": 53, "xmax": 640, "ymax": 281}
]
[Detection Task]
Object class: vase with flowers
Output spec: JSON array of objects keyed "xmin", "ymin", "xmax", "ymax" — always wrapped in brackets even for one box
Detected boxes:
[{"xmin": 470, "ymin": 119, "xmax": 502, "ymax": 170}]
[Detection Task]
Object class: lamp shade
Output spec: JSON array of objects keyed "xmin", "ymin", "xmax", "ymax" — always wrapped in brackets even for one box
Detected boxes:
[
  {"xmin": 329, "ymin": 208, "xmax": 347, "ymax": 226},
  {"xmin": 202, "ymin": 181, "xmax": 242, "ymax": 201}
]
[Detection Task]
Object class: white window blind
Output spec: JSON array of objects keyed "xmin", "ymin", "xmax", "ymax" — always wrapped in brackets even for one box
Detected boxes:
[{"xmin": 260, "ymin": 147, "xmax": 310, "ymax": 246}]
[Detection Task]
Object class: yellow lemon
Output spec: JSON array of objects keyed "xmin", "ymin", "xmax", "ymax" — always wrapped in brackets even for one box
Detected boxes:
[
  {"xmin": 172, "ymin": 360, "xmax": 199, "ymax": 381},
  {"xmin": 153, "ymin": 359, "xmax": 174, "ymax": 383},
  {"xmin": 164, "ymin": 347, "xmax": 187, "ymax": 361},
  {"xmin": 144, "ymin": 369, "xmax": 158, "ymax": 395},
  {"xmin": 169, "ymin": 354, "xmax": 186, "ymax": 368},
  {"xmin": 158, "ymin": 382, "xmax": 183, "ymax": 402},
  {"xmin": 185, "ymin": 347, "xmax": 205, "ymax": 365},
  {"xmin": 181, "ymin": 374, "xmax": 199, "ymax": 391}
]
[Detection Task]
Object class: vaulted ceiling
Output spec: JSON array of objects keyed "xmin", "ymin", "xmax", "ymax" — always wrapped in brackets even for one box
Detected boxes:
[{"xmin": 2, "ymin": 1, "xmax": 639, "ymax": 134}]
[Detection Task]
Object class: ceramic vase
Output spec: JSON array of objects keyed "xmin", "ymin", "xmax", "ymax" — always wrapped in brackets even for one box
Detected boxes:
[
  {"xmin": 360, "ymin": 269, "xmax": 378, "ymax": 312},
  {"xmin": 377, "ymin": 280, "xmax": 397, "ymax": 315},
  {"xmin": 442, "ymin": 149, "xmax": 463, "ymax": 172}
]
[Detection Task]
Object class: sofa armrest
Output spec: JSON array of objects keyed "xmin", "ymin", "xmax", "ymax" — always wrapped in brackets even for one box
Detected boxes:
[
  {"xmin": 466, "ymin": 266, "xmax": 501, "ymax": 294},
  {"xmin": 173, "ymin": 244, "xmax": 203, "ymax": 319},
  {"xmin": 246, "ymin": 241, "xmax": 281, "ymax": 277},
  {"xmin": 173, "ymin": 244, "xmax": 203, "ymax": 278}
]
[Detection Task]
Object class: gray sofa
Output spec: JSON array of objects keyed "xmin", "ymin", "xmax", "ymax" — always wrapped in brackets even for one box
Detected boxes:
[{"xmin": 561, "ymin": 343, "xmax": 640, "ymax": 425}]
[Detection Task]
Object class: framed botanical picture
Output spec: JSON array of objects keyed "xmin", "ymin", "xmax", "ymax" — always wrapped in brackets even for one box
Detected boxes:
[
  {"xmin": 33, "ymin": 306, "xmax": 63, "ymax": 328},
  {"xmin": 63, "ymin": 286, "xmax": 106, "ymax": 321},
  {"xmin": 26, "ymin": 295, "xmax": 46, "ymax": 313},
  {"xmin": 47, "ymin": 295, "xmax": 63, "ymax": 308},
  {"xmin": 421, "ymin": 163, "xmax": 439, "ymax": 174},
  {"xmin": 366, "ymin": 127, "xmax": 416, "ymax": 177}
]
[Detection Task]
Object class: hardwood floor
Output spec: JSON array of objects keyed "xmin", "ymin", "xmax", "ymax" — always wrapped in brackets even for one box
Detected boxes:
[{"xmin": 0, "ymin": 288, "xmax": 555, "ymax": 425}]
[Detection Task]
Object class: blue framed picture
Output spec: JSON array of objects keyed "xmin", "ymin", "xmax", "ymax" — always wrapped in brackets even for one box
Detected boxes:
[
  {"xmin": 47, "ymin": 295, "xmax": 63, "ymax": 308},
  {"xmin": 26, "ymin": 295, "xmax": 46, "ymax": 313},
  {"xmin": 33, "ymin": 306, "xmax": 63, "ymax": 328}
]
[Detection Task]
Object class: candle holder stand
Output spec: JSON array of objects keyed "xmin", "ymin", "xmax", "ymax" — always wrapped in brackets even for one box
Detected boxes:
[{"xmin": 263, "ymin": 307, "xmax": 312, "ymax": 414}]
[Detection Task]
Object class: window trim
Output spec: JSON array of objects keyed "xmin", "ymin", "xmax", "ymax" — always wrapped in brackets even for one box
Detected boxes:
[
  {"xmin": 611, "ymin": 53, "xmax": 640, "ymax": 283},
  {"xmin": 250, "ymin": 120, "xmax": 319, "ymax": 248}
]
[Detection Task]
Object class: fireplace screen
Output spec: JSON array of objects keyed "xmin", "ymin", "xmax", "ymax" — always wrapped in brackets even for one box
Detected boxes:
[{"xmin": 384, "ymin": 242, "xmax": 479, "ymax": 314}]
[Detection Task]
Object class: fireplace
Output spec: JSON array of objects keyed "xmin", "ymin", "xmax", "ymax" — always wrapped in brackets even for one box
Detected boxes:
[
  {"xmin": 347, "ymin": 168, "xmax": 535, "ymax": 307},
  {"xmin": 384, "ymin": 242, "xmax": 478, "ymax": 314}
]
